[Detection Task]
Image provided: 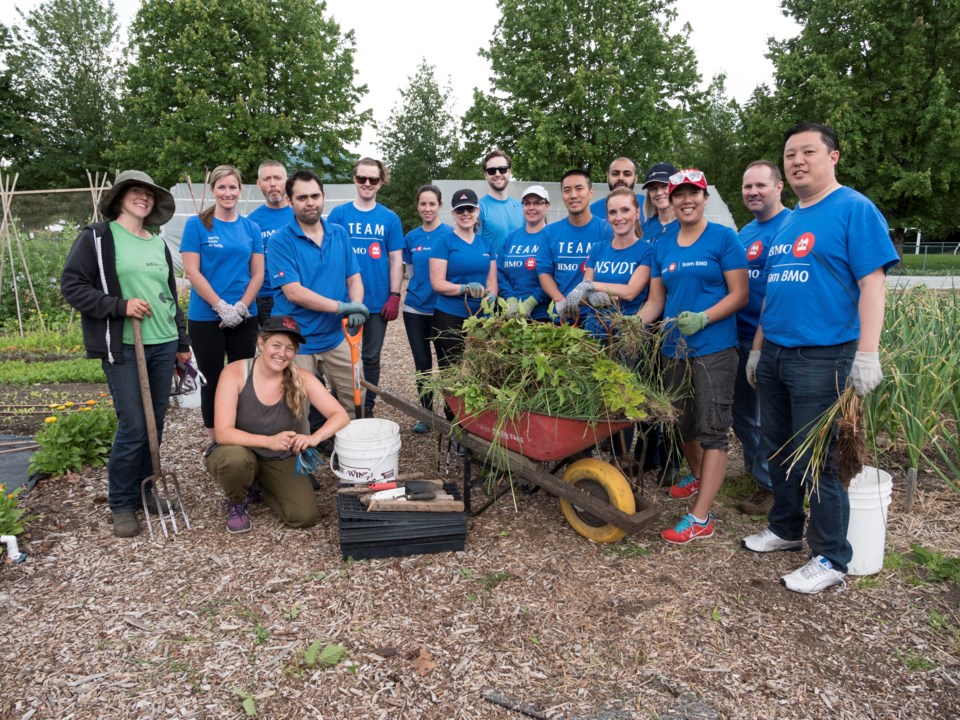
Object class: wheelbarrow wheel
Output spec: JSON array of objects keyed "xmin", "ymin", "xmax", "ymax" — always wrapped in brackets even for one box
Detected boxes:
[{"xmin": 559, "ymin": 458, "xmax": 635, "ymax": 544}]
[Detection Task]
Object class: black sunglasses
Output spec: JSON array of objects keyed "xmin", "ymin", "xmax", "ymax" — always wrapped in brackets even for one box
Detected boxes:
[
  {"xmin": 453, "ymin": 206, "xmax": 478, "ymax": 215},
  {"xmin": 355, "ymin": 175, "xmax": 382, "ymax": 186},
  {"xmin": 484, "ymin": 165, "xmax": 510, "ymax": 176}
]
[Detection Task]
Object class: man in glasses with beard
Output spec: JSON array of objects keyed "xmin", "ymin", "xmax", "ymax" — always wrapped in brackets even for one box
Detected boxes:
[
  {"xmin": 327, "ymin": 157, "xmax": 404, "ymax": 418},
  {"xmin": 478, "ymin": 148, "xmax": 523, "ymax": 257}
]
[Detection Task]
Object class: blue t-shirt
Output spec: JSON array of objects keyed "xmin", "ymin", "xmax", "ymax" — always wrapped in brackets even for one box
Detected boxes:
[
  {"xmin": 479, "ymin": 195, "xmax": 523, "ymax": 257},
  {"xmin": 536, "ymin": 216, "xmax": 613, "ymax": 297},
  {"xmin": 761, "ymin": 186, "xmax": 898, "ymax": 348},
  {"xmin": 497, "ymin": 226, "xmax": 550, "ymax": 320},
  {"xmin": 584, "ymin": 238, "xmax": 653, "ymax": 337},
  {"xmin": 403, "ymin": 224, "xmax": 452, "ymax": 314},
  {"xmin": 589, "ymin": 192, "xmax": 645, "ymax": 224},
  {"xmin": 641, "ymin": 216, "xmax": 679, "ymax": 244},
  {"xmin": 247, "ymin": 204, "xmax": 295, "ymax": 298},
  {"xmin": 181, "ymin": 215, "xmax": 263, "ymax": 321},
  {"xmin": 651, "ymin": 222, "xmax": 747, "ymax": 359},
  {"xmin": 736, "ymin": 208, "xmax": 791, "ymax": 342},
  {"xmin": 326, "ymin": 202, "xmax": 404, "ymax": 313},
  {"xmin": 268, "ymin": 218, "xmax": 361, "ymax": 354},
  {"xmin": 431, "ymin": 233, "xmax": 495, "ymax": 318}
]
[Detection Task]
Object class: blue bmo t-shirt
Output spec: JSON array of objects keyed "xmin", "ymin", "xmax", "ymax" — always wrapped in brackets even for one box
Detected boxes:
[
  {"xmin": 651, "ymin": 222, "xmax": 747, "ymax": 358},
  {"xmin": 536, "ymin": 216, "xmax": 613, "ymax": 297},
  {"xmin": 181, "ymin": 215, "xmax": 263, "ymax": 321},
  {"xmin": 641, "ymin": 216, "xmax": 679, "ymax": 245},
  {"xmin": 248, "ymin": 204, "xmax": 295, "ymax": 298},
  {"xmin": 584, "ymin": 238, "xmax": 653, "ymax": 337},
  {"xmin": 761, "ymin": 187, "xmax": 898, "ymax": 348},
  {"xmin": 497, "ymin": 226, "xmax": 550, "ymax": 320},
  {"xmin": 479, "ymin": 195, "xmax": 523, "ymax": 257},
  {"xmin": 326, "ymin": 202, "xmax": 404, "ymax": 313},
  {"xmin": 431, "ymin": 233, "xmax": 495, "ymax": 318},
  {"xmin": 268, "ymin": 218, "xmax": 361, "ymax": 354},
  {"xmin": 403, "ymin": 224, "xmax": 452, "ymax": 314},
  {"xmin": 736, "ymin": 207, "xmax": 790, "ymax": 342}
]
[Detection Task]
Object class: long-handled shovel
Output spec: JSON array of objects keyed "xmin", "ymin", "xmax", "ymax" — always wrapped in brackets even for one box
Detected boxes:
[
  {"xmin": 133, "ymin": 318, "xmax": 191, "ymax": 540},
  {"xmin": 342, "ymin": 318, "xmax": 364, "ymax": 420}
]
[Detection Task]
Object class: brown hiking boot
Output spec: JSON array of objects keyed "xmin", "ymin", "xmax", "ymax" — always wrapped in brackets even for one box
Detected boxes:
[
  {"xmin": 112, "ymin": 510, "xmax": 141, "ymax": 537},
  {"xmin": 736, "ymin": 488, "xmax": 774, "ymax": 516}
]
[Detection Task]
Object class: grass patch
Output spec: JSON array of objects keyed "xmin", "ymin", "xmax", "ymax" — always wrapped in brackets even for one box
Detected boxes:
[
  {"xmin": 894, "ymin": 254, "xmax": 960, "ymax": 275},
  {"xmin": 0, "ymin": 323, "xmax": 84, "ymax": 356},
  {"xmin": 0, "ymin": 358, "xmax": 105, "ymax": 384}
]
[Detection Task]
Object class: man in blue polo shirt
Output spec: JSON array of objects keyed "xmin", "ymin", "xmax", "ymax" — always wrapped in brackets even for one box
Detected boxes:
[
  {"xmin": 742, "ymin": 123, "xmax": 898, "ymax": 595},
  {"xmin": 537, "ymin": 169, "xmax": 613, "ymax": 318},
  {"xmin": 248, "ymin": 160, "xmax": 294, "ymax": 325},
  {"xmin": 327, "ymin": 157, "xmax": 404, "ymax": 417},
  {"xmin": 588, "ymin": 157, "xmax": 645, "ymax": 221},
  {"xmin": 733, "ymin": 160, "xmax": 791, "ymax": 516},
  {"xmin": 268, "ymin": 169, "xmax": 368, "ymax": 419}
]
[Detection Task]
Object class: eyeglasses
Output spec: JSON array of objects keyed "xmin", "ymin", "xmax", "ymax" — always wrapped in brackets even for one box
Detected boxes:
[
  {"xmin": 453, "ymin": 206, "xmax": 478, "ymax": 215},
  {"xmin": 355, "ymin": 175, "xmax": 382, "ymax": 186},
  {"xmin": 484, "ymin": 165, "xmax": 510, "ymax": 176},
  {"xmin": 522, "ymin": 200, "xmax": 547, "ymax": 207},
  {"xmin": 669, "ymin": 170, "xmax": 704, "ymax": 185}
]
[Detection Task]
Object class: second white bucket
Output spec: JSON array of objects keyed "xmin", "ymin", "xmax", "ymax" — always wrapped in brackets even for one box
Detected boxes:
[
  {"xmin": 330, "ymin": 418, "xmax": 401, "ymax": 485},
  {"xmin": 846, "ymin": 466, "xmax": 893, "ymax": 576}
]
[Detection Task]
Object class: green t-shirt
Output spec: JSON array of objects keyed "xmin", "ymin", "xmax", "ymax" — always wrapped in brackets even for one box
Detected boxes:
[{"xmin": 111, "ymin": 221, "xmax": 179, "ymax": 345}]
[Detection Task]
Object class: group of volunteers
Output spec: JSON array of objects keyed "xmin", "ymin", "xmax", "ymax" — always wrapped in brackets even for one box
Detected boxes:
[{"xmin": 61, "ymin": 121, "xmax": 898, "ymax": 595}]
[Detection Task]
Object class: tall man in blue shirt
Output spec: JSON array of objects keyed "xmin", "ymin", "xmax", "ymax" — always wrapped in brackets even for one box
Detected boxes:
[
  {"xmin": 733, "ymin": 160, "xmax": 790, "ymax": 516},
  {"xmin": 742, "ymin": 123, "xmax": 898, "ymax": 595},
  {"xmin": 268, "ymin": 169, "xmax": 368, "ymax": 419},
  {"xmin": 327, "ymin": 158, "xmax": 404, "ymax": 417},
  {"xmin": 248, "ymin": 160, "xmax": 294, "ymax": 326},
  {"xmin": 479, "ymin": 149, "xmax": 523, "ymax": 257}
]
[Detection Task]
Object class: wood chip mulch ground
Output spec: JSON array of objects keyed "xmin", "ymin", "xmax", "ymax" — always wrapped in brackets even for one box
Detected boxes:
[{"xmin": 2, "ymin": 320, "xmax": 959, "ymax": 719}]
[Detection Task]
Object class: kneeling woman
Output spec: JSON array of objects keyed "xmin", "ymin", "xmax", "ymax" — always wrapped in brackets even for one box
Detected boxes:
[{"xmin": 206, "ymin": 316, "xmax": 349, "ymax": 533}]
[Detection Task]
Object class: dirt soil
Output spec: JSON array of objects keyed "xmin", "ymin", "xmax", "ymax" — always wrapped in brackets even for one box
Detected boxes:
[{"xmin": 2, "ymin": 320, "xmax": 959, "ymax": 719}]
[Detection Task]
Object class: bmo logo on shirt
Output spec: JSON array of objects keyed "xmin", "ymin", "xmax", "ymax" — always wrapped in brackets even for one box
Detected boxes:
[
  {"xmin": 746, "ymin": 241, "xmax": 764, "ymax": 261},
  {"xmin": 792, "ymin": 233, "xmax": 815, "ymax": 258},
  {"xmin": 369, "ymin": 242, "xmax": 382, "ymax": 259},
  {"xmin": 525, "ymin": 257, "xmax": 537, "ymax": 270},
  {"xmin": 667, "ymin": 262, "xmax": 677, "ymax": 273},
  {"xmin": 580, "ymin": 260, "xmax": 587, "ymax": 273}
]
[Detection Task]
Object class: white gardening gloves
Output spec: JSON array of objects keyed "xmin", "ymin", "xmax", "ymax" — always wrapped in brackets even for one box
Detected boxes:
[
  {"xmin": 214, "ymin": 300, "xmax": 243, "ymax": 329},
  {"xmin": 745, "ymin": 349, "xmax": 761, "ymax": 389},
  {"xmin": 850, "ymin": 351, "xmax": 883, "ymax": 396}
]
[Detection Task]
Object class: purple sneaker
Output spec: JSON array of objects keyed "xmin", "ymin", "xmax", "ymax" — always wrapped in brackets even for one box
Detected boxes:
[{"xmin": 226, "ymin": 502, "xmax": 251, "ymax": 534}]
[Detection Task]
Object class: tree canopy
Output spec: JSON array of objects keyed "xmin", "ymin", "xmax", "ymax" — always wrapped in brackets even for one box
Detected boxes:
[
  {"xmin": 110, "ymin": 0, "xmax": 369, "ymax": 187},
  {"xmin": 377, "ymin": 59, "xmax": 459, "ymax": 231},
  {"xmin": 461, "ymin": 0, "xmax": 702, "ymax": 182},
  {"xmin": 1, "ymin": 0, "xmax": 121, "ymax": 189},
  {"xmin": 743, "ymin": 0, "xmax": 960, "ymax": 238}
]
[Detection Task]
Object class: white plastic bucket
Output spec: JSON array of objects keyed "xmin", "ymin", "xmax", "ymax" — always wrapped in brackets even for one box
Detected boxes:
[
  {"xmin": 846, "ymin": 466, "xmax": 893, "ymax": 576},
  {"xmin": 330, "ymin": 419, "xmax": 401, "ymax": 484}
]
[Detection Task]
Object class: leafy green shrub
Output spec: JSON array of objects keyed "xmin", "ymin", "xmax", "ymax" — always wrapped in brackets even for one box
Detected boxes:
[
  {"xmin": 0, "ymin": 358, "xmax": 105, "ymax": 384},
  {"xmin": 0, "ymin": 225, "xmax": 76, "ymax": 326},
  {"xmin": 28, "ymin": 407, "xmax": 117, "ymax": 477},
  {"xmin": 0, "ymin": 485, "xmax": 37, "ymax": 536}
]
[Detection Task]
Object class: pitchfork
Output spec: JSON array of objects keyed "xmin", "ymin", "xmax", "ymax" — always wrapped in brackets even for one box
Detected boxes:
[{"xmin": 132, "ymin": 319, "xmax": 191, "ymax": 541}]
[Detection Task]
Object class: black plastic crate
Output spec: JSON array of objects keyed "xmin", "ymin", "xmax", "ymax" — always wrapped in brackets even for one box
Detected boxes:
[{"xmin": 338, "ymin": 484, "xmax": 467, "ymax": 561}]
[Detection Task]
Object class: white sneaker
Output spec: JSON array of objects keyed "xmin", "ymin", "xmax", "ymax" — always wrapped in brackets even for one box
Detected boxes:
[
  {"xmin": 781, "ymin": 555, "xmax": 845, "ymax": 594},
  {"xmin": 741, "ymin": 528, "xmax": 803, "ymax": 553}
]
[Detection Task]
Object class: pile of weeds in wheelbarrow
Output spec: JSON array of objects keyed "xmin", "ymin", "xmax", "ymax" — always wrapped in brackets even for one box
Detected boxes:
[{"xmin": 429, "ymin": 314, "xmax": 678, "ymax": 425}]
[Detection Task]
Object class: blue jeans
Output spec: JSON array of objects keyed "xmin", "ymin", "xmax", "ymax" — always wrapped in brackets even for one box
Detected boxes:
[
  {"xmin": 403, "ymin": 311, "xmax": 436, "ymax": 411},
  {"xmin": 757, "ymin": 340, "xmax": 856, "ymax": 572},
  {"xmin": 733, "ymin": 341, "xmax": 772, "ymax": 490},
  {"xmin": 361, "ymin": 313, "xmax": 389, "ymax": 414},
  {"xmin": 101, "ymin": 341, "xmax": 178, "ymax": 511}
]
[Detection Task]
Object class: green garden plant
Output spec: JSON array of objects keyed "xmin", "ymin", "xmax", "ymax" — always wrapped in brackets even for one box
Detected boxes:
[
  {"xmin": 28, "ymin": 407, "xmax": 117, "ymax": 477},
  {"xmin": 0, "ymin": 485, "xmax": 37, "ymax": 536}
]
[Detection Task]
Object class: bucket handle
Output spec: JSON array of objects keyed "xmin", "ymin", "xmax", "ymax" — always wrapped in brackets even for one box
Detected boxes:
[{"xmin": 329, "ymin": 441, "xmax": 399, "ymax": 483}]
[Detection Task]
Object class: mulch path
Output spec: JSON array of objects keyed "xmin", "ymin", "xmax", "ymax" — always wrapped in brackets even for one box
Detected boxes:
[{"xmin": 2, "ymin": 320, "xmax": 958, "ymax": 719}]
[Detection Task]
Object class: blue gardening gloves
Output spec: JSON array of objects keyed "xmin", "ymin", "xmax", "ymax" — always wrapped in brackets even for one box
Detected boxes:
[
  {"xmin": 460, "ymin": 282, "xmax": 485, "ymax": 298},
  {"xmin": 676, "ymin": 311, "xmax": 709, "ymax": 336},
  {"xmin": 337, "ymin": 301, "xmax": 369, "ymax": 328}
]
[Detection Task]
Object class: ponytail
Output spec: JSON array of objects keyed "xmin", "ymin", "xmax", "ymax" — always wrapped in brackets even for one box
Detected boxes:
[{"xmin": 282, "ymin": 362, "xmax": 308, "ymax": 420}]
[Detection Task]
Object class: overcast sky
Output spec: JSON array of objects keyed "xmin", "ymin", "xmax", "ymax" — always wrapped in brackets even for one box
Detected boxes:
[{"xmin": 15, "ymin": 0, "xmax": 800, "ymax": 156}]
